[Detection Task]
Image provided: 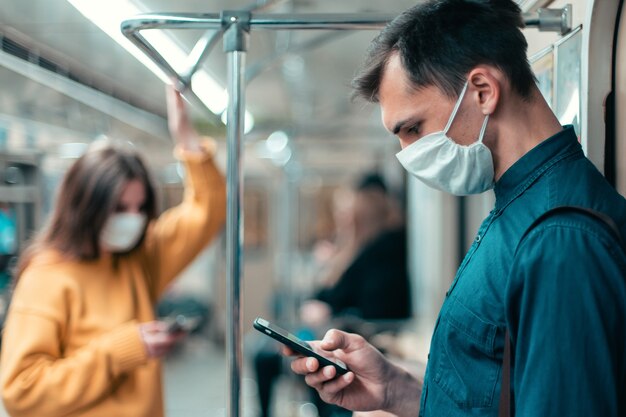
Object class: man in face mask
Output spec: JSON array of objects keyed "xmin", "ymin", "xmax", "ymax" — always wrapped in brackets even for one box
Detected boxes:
[{"xmin": 288, "ymin": 1, "xmax": 626, "ymax": 417}]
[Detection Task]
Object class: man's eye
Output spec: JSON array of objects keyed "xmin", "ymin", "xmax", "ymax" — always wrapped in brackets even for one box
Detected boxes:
[{"xmin": 407, "ymin": 124, "xmax": 421, "ymax": 135}]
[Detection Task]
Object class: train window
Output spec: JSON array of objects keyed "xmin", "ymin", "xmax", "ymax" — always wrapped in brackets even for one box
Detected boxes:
[
  {"xmin": 530, "ymin": 27, "xmax": 583, "ymax": 139},
  {"xmin": 531, "ymin": 46, "xmax": 554, "ymax": 110},
  {"xmin": 554, "ymin": 27, "xmax": 583, "ymax": 137}
]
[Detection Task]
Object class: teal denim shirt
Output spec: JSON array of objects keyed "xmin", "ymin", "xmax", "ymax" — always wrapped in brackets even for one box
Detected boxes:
[{"xmin": 419, "ymin": 126, "xmax": 626, "ymax": 417}]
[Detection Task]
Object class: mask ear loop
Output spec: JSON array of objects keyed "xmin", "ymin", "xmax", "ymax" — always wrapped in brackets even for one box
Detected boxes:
[
  {"xmin": 478, "ymin": 115, "xmax": 490, "ymax": 143},
  {"xmin": 443, "ymin": 81, "xmax": 469, "ymax": 134}
]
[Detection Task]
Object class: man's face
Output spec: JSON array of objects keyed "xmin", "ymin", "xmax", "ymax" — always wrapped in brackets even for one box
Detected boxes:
[{"xmin": 379, "ymin": 53, "xmax": 485, "ymax": 149}]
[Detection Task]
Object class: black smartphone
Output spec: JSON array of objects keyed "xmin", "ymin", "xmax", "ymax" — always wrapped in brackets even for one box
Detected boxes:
[{"xmin": 253, "ymin": 317, "xmax": 348, "ymax": 375}]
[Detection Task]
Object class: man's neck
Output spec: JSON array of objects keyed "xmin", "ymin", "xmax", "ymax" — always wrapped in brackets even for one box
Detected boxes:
[{"xmin": 490, "ymin": 89, "xmax": 563, "ymax": 181}]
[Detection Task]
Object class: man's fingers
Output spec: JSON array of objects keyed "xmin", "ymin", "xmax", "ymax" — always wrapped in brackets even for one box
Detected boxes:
[
  {"xmin": 319, "ymin": 372, "xmax": 355, "ymax": 397},
  {"xmin": 290, "ymin": 356, "xmax": 320, "ymax": 375},
  {"xmin": 304, "ymin": 365, "xmax": 337, "ymax": 387},
  {"xmin": 320, "ymin": 329, "xmax": 362, "ymax": 352},
  {"xmin": 304, "ymin": 370, "xmax": 355, "ymax": 403}
]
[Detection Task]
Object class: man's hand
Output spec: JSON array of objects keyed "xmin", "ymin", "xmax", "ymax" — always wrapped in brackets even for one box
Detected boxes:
[{"xmin": 287, "ymin": 329, "xmax": 421, "ymax": 416}]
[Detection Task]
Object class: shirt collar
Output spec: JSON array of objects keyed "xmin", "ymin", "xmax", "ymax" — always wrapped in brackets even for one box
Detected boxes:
[{"xmin": 494, "ymin": 125, "xmax": 582, "ymax": 210}]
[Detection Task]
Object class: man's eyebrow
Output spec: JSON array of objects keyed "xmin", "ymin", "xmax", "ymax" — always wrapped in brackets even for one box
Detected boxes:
[
  {"xmin": 392, "ymin": 117, "xmax": 418, "ymax": 135},
  {"xmin": 392, "ymin": 119, "xmax": 409, "ymax": 135}
]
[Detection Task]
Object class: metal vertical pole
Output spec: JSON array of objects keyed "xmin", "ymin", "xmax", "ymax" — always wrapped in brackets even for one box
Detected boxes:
[{"xmin": 223, "ymin": 11, "xmax": 250, "ymax": 417}]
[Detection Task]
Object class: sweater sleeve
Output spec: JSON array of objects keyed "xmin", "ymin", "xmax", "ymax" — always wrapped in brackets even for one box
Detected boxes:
[
  {"xmin": 1, "ymin": 269, "xmax": 149, "ymax": 417},
  {"xmin": 142, "ymin": 140, "xmax": 227, "ymax": 298},
  {"xmin": 505, "ymin": 220, "xmax": 626, "ymax": 417}
]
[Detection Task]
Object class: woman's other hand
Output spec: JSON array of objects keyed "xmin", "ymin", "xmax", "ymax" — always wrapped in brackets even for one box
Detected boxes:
[{"xmin": 139, "ymin": 321, "xmax": 187, "ymax": 358}]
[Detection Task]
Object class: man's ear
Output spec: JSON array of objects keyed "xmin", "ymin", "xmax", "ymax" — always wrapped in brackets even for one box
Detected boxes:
[{"xmin": 467, "ymin": 66, "xmax": 502, "ymax": 115}]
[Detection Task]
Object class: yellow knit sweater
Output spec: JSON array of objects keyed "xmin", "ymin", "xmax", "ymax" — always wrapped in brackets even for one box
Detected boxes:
[{"xmin": 0, "ymin": 146, "xmax": 226, "ymax": 417}]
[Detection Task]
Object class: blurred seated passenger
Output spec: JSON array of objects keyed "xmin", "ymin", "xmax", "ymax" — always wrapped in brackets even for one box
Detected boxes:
[
  {"xmin": 0, "ymin": 86, "xmax": 226, "ymax": 417},
  {"xmin": 303, "ymin": 173, "xmax": 411, "ymax": 328},
  {"xmin": 254, "ymin": 173, "xmax": 411, "ymax": 417}
]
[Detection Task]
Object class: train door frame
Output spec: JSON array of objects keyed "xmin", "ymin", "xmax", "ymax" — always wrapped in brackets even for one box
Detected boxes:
[
  {"xmin": 613, "ymin": 0, "xmax": 626, "ymax": 195},
  {"xmin": 580, "ymin": 0, "xmax": 622, "ymax": 173}
]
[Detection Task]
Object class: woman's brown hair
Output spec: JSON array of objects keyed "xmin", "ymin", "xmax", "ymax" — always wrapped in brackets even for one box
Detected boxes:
[{"xmin": 15, "ymin": 141, "xmax": 158, "ymax": 278}]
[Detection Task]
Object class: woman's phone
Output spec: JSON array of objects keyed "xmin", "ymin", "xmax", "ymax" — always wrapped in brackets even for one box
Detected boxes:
[
  {"xmin": 253, "ymin": 317, "xmax": 349, "ymax": 375},
  {"xmin": 164, "ymin": 315, "xmax": 199, "ymax": 334}
]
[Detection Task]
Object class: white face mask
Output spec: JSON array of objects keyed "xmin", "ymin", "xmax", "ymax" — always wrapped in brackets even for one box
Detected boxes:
[
  {"xmin": 395, "ymin": 82, "xmax": 494, "ymax": 196},
  {"xmin": 100, "ymin": 212, "xmax": 147, "ymax": 253}
]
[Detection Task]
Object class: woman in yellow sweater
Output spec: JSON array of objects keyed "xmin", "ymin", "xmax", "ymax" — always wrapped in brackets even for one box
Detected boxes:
[{"xmin": 0, "ymin": 86, "xmax": 227, "ymax": 417}]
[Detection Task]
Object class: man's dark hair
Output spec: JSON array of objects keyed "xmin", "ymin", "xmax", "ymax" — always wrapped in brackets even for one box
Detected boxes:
[
  {"xmin": 356, "ymin": 172, "xmax": 388, "ymax": 193},
  {"xmin": 352, "ymin": 0, "xmax": 536, "ymax": 102}
]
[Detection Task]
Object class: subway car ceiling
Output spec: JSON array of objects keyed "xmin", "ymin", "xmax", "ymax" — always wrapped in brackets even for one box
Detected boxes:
[
  {"xmin": 0, "ymin": 0, "xmax": 618, "ymax": 180},
  {"xmin": 0, "ymin": 0, "xmax": 421, "ymax": 177}
]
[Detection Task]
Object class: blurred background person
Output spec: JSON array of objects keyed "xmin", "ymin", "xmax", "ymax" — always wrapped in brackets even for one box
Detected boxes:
[
  {"xmin": 0, "ymin": 86, "xmax": 226, "ymax": 417},
  {"xmin": 302, "ymin": 173, "xmax": 411, "ymax": 329}
]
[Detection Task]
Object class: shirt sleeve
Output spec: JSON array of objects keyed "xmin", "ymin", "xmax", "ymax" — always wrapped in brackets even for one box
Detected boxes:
[
  {"xmin": 141, "ymin": 139, "xmax": 227, "ymax": 298},
  {"xmin": 1, "ymin": 270, "xmax": 148, "ymax": 417},
  {"xmin": 505, "ymin": 217, "xmax": 626, "ymax": 417}
]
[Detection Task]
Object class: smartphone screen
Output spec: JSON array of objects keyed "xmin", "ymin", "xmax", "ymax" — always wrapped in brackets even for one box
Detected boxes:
[{"xmin": 253, "ymin": 317, "xmax": 348, "ymax": 375}]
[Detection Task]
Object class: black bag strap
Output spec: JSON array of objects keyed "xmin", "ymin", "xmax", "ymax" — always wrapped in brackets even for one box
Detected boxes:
[
  {"xmin": 519, "ymin": 206, "xmax": 625, "ymax": 252},
  {"xmin": 498, "ymin": 329, "xmax": 512, "ymax": 417},
  {"xmin": 499, "ymin": 206, "xmax": 624, "ymax": 417}
]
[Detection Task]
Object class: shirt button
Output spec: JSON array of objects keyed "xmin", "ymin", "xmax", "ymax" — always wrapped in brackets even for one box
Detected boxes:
[{"xmin": 475, "ymin": 234, "xmax": 482, "ymax": 242}]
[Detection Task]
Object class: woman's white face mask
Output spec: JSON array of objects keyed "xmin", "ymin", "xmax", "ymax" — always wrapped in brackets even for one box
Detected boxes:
[
  {"xmin": 99, "ymin": 212, "xmax": 147, "ymax": 253},
  {"xmin": 395, "ymin": 81, "xmax": 495, "ymax": 196}
]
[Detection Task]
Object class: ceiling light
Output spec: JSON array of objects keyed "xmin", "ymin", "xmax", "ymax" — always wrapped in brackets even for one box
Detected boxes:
[
  {"xmin": 266, "ymin": 131, "xmax": 289, "ymax": 153},
  {"xmin": 58, "ymin": 142, "xmax": 88, "ymax": 159},
  {"xmin": 272, "ymin": 147, "xmax": 292, "ymax": 167}
]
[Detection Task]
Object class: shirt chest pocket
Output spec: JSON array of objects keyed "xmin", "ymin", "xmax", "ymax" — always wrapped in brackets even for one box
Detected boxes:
[{"xmin": 432, "ymin": 298, "xmax": 500, "ymax": 409}]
